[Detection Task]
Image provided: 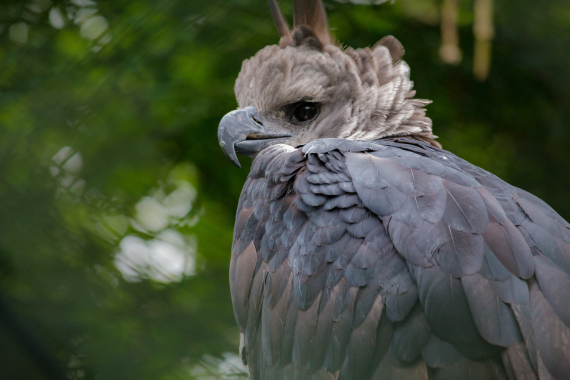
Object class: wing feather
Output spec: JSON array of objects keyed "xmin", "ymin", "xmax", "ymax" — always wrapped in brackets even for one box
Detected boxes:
[
  {"xmin": 340, "ymin": 294, "xmax": 383, "ymax": 380},
  {"xmin": 389, "ymin": 303, "xmax": 431, "ymax": 363},
  {"xmin": 529, "ymin": 281, "xmax": 570, "ymax": 379},
  {"xmin": 309, "ymin": 285, "xmax": 338, "ymax": 372},
  {"xmin": 534, "ymin": 255, "xmax": 570, "ymax": 328},
  {"xmin": 421, "ymin": 334, "xmax": 461, "ymax": 368},
  {"xmin": 461, "ymin": 274, "xmax": 523, "ymax": 347}
]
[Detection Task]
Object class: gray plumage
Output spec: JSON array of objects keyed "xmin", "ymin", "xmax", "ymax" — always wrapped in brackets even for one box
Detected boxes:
[
  {"xmin": 217, "ymin": 1, "xmax": 570, "ymax": 379},
  {"xmin": 230, "ymin": 138, "xmax": 570, "ymax": 379}
]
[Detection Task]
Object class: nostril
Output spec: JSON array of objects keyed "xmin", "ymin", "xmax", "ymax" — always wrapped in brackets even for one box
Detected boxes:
[{"xmin": 252, "ymin": 115, "xmax": 263, "ymax": 127}]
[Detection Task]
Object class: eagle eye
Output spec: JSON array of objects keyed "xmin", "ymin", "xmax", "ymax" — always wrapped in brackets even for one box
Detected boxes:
[{"xmin": 292, "ymin": 102, "xmax": 319, "ymax": 123}]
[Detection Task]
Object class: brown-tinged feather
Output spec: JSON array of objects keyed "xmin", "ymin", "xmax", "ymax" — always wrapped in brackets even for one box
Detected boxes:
[
  {"xmin": 434, "ymin": 357, "xmax": 507, "ymax": 380},
  {"xmin": 529, "ymin": 281, "xmax": 570, "ymax": 379},
  {"xmin": 375, "ymin": 36, "xmax": 405, "ymax": 63},
  {"xmin": 230, "ymin": 241, "xmax": 258, "ymax": 330},
  {"xmin": 536, "ymin": 347, "xmax": 555, "ymax": 380},
  {"xmin": 501, "ymin": 343, "xmax": 537, "ymax": 380},
  {"xmin": 262, "ymin": 268, "xmax": 293, "ymax": 366},
  {"xmin": 267, "ymin": 0, "xmax": 292, "ymax": 47},
  {"xmin": 309, "ymin": 285, "xmax": 339, "ymax": 372},
  {"xmin": 235, "ymin": 207, "xmax": 254, "ymax": 239},
  {"xmin": 245, "ymin": 262, "xmax": 268, "ymax": 351},
  {"xmin": 293, "ymin": 291, "xmax": 322, "ymax": 369},
  {"xmin": 279, "ymin": 276, "xmax": 299, "ymax": 368},
  {"xmin": 340, "ymin": 294, "xmax": 383, "ymax": 379},
  {"xmin": 293, "ymin": 0, "xmax": 331, "ymax": 45}
]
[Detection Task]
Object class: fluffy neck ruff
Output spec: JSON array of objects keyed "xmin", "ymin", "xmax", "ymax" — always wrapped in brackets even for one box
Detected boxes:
[{"xmin": 337, "ymin": 37, "xmax": 438, "ymax": 147}]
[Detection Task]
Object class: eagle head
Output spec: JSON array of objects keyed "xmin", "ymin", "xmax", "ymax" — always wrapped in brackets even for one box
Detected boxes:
[{"xmin": 218, "ymin": 0, "xmax": 438, "ymax": 168}]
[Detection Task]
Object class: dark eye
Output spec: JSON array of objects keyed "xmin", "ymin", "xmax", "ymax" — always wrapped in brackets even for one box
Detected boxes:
[{"xmin": 293, "ymin": 102, "xmax": 319, "ymax": 122}]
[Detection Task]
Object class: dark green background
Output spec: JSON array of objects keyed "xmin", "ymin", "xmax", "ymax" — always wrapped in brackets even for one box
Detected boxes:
[{"xmin": 0, "ymin": 0, "xmax": 568, "ymax": 378}]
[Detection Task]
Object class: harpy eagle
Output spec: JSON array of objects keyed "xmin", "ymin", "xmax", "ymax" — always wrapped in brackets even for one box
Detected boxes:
[{"xmin": 217, "ymin": 1, "xmax": 570, "ymax": 379}]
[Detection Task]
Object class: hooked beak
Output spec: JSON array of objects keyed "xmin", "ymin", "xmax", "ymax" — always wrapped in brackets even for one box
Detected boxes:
[{"xmin": 218, "ymin": 106, "xmax": 291, "ymax": 168}]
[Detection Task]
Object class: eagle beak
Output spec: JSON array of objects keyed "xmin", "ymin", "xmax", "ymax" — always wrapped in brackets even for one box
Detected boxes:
[{"xmin": 218, "ymin": 106, "xmax": 291, "ymax": 168}]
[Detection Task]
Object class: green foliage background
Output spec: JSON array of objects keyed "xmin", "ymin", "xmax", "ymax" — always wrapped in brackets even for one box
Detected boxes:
[{"xmin": 0, "ymin": 0, "xmax": 568, "ymax": 378}]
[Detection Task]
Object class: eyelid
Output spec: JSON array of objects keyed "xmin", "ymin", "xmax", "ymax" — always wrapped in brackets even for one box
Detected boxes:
[
  {"xmin": 285, "ymin": 97, "xmax": 316, "ymax": 107},
  {"xmin": 288, "ymin": 100, "xmax": 319, "ymax": 109}
]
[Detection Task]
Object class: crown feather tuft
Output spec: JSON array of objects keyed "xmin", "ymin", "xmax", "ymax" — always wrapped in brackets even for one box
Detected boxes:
[
  {"xmin": 293, "ymin": 0, "xmax": 331, "ymax": 46},
  {"xmin": 268, "ymin": 0, "xmax": 331, "ymax": 49}
]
